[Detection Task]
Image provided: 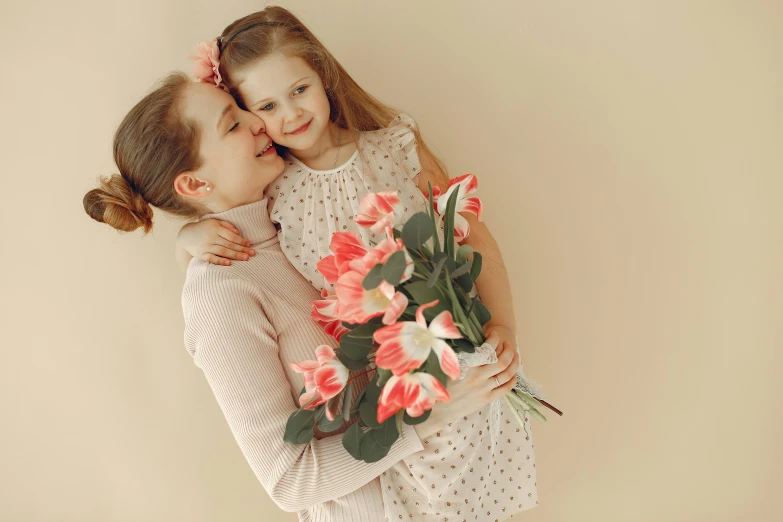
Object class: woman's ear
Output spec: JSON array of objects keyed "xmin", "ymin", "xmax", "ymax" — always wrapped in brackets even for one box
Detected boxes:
[{"xmin": 174, "ymin": 172, "xmax": 212, "ymax": 200}]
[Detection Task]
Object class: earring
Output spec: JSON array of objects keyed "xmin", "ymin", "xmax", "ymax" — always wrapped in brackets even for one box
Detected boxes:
[{"xmin": 206, "ymin": 186, "xmax": 212, "ymax": 192}]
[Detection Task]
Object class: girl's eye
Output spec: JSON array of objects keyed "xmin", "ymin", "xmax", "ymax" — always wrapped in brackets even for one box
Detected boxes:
[
  {"xmin": 228, "ymin": 122, "xmax": 239, "ymax": 132},
  {"xmin": 294, "ymin": 85, "xmax": 308, "ymax": 95},
  {"xmin": 260, "ymin": 103, "xmax": 275, "ymax": 112}
]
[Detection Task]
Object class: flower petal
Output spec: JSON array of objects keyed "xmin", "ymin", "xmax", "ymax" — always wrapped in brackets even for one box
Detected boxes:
[
  {"xmin": 382, "ymin": 292, "xmax": 408, "ymax": 325},
  {"xmin": 427, "ymin": 311, "xmax": 462, "ymax": 340},
  {"xmin": 430, "ymin": 340, "xmax": 462, "ymax": 380}
]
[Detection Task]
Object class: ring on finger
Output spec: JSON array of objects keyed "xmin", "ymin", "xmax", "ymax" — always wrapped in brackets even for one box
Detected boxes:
[{"xmin": 495, "ymin": 376, "xmax": 501, "ymax": 388}]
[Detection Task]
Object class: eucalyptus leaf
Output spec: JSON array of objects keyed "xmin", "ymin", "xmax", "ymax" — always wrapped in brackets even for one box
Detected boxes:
[
  {"xmin": 424, "ymin": 352, "xmax": 449, "ymax": 387},
  {"xmin": 382, "ymin": 250, "xmax": 407, "ymax": 285},
  {"xmin": 317, "ymin": 412, "xmax": 344, "ymax": 432},
  {"xmin": 342, "ymin": 382, "xmax": 353, "ymax": 420},
  {"xmin": 443, "ymin": 188, "xmax": 460, "ymax": 258},
  {"xmin": 342, "ymin": 422, "xmax": 363, "ymax": 460},
  {"xmin": 359, "ymin": 402, "xmax": 382, "ymax": 429},
  {"xmin": 376, "ymin": 368, "xmax": 393, "ymax": 388},
  {"xmin": 451, "ymin": 259, "xmax": 472, "ymax": 278},
  {"xmin": 360, "ymin": 431, "xmax": 391, "ymax": 463},
  {"xmin": 340, "ymin": 334, "xmax": 373, "ymax": 361},
  {"xmin": 336, "ymin": 350, "xmax": 370, "ymax": 371},
  {"xmin": 450, "ymin": 338, "xmax": 476, "ymax": 353},
  {"xmin": 374, "ymin": 417, "xmax": 400, "ymax": 448},
  {"xmin": 296, "ymin": 428, "xmax": 315, "ymax": 444},
  {"xmin": 362, "ymin": 263, "xmax": 384, "ymax": 290},
  {"xmin": 456, "ymin": 244, "xmax": 476, "ymax": 265},
  {"xmin": 348, "ymin": 322, "xmax": 383, "ymax": 339},
  {"xmin": 284, "ymin": 409, "xmax": 316, "ymax": 445},
  {"xmin": 402, "ymin": 212, "xmax": 435, "ymax": 250},
  {"xmin": 457, "ymin": 272, "xmax": 474, "ymax": 293}
]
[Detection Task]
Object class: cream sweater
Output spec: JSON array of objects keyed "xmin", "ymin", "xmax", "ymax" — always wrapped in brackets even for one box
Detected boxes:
[{"xmin": 182, "ymin": 199, "xmax": 425, "ymax": 521}]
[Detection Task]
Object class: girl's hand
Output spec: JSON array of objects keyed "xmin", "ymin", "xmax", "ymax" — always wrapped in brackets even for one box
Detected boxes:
[
  {"xmin": 414, "ymin": 331, "xmax": 520, "ymax": 440},
  {"xmin": 177, "ymin": 219, "xmax": 256, "ymax": 266}
]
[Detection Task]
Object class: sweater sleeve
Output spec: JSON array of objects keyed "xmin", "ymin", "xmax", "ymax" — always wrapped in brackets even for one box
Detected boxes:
[{"xmin": 182, "ymin": 270, "xmax": 425, "ymax": 512}]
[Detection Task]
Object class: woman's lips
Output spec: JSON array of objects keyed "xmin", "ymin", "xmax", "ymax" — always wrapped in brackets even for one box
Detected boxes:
[
  {"xmin": 260, "ymin": 144, "xmax": 277, "ymax": 157},
  {"xmin": 288, "ymin": 120, "xmax": 311, "ymax": 135}
]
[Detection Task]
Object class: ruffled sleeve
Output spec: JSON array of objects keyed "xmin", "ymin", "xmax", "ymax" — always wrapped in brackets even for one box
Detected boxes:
[{"xmin": 386, "ymin": 113, "xmax": 422, "ymax": 182}]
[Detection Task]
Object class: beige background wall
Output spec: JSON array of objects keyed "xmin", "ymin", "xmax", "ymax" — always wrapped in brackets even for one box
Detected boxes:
[{"xmin": 1, "ymin": 1, "xmax": 781, "ymax": 521}]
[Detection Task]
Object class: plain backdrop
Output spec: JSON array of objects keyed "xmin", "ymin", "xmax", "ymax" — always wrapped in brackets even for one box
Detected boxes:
[{"xmin": 1, "ymin": 1, "xmax": 781, "ymax": 521}]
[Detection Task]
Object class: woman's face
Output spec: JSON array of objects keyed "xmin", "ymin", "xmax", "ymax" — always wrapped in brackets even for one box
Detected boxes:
[
  {"xmin": 181, "ymin": 83, "xmax": 285, "ymax": 213},
  {"xmin": 235, "ymin": 53, "xmax": 332, "ymax": 155}
]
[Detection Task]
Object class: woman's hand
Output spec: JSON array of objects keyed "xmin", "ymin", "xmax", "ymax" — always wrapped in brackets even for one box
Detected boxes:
[
  {"xmin": 414, "ymin": 331, "xmax": 520, "ymax": 440},
  {"xmin": 177, "ymin": 219, "xmax": 256, "ymax": 266}
]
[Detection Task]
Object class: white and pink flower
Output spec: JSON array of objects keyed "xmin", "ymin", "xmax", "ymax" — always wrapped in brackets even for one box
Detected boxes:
[
  {"xmin": 312, "ymin": 289, "xmax": 351, "ymax": 342},
  {"xmin": 372, "ymin": 301, "xmax": 463, "ymax": 378},
  {"xmin": 334, "ymin": 253, "xmax": 409, "ymax": 325},
  {"xmin": 430, "ymin": 174, "xmax": 484, "ymax": 242},
  {"xmin": 317, "ymin": 232, "xmax": 368, "ymax": 285},
  {"xmin": 355, "ymin": 191, "xmax": 403, "ymax": 233},
  {"xmin": 289, "ymin": 346, "xmax": 349, "ymax": 420},
  {"xmin": 376, "ymin": 372, "xmax": 450, "ymax": 424}
]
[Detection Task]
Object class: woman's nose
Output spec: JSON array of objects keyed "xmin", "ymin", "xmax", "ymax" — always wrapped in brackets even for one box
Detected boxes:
[{"xmin": 248, "ymin": 114, "xmax": 265, "ymax": 135}]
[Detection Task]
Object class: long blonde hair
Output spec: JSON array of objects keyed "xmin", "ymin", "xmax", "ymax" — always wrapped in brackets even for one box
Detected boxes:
[{"xmin": 216, "ymin": 6, "xmax": 446, "ymax": 175}]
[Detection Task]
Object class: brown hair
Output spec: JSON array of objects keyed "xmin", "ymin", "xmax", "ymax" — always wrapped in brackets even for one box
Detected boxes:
[
  {"xmin": 217, "ymin": 6, "xmax": 446, "ymax": 175},
  {"xmin": 83, "ymin": 72, "xmax": 203, "ymax": 234}
]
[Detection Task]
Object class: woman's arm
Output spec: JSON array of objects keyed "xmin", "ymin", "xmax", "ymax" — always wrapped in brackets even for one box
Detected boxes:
[{"xmin": 182, "ymin": 272, "xmax": 425, "ymax": 512}]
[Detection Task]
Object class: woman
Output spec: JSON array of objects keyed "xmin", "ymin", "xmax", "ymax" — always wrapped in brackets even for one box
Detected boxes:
[{"xmin": 83, "ymin": 73, "xmax": 520, "ymax": 521}]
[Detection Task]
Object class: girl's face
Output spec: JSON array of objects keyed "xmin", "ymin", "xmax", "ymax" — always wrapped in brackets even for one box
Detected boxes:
[
  {"xmin": 181, "ymin": 83, "xmax": 285, "ymax": 213},
  {"xmin": 235, "ymin": 53, "xmax": 332, "ymax": 154}
]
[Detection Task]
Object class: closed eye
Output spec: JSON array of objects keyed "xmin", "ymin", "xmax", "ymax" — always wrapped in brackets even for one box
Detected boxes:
[{"xmin": 228, "ymin": 122, "xmax": 239, "ymax": 132}]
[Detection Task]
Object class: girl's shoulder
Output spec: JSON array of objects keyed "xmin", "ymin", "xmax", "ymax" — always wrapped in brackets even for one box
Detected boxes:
[{"xmin": 360, "ymin": 113, "xmax": 418, "ymax": 144}]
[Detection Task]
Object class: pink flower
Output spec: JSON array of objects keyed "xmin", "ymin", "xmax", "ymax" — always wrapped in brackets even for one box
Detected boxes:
[
  {"xmin": 317, "ymin": 232, "xmax": 368, "ymax": 285},
  {"xmin": 334, "ymin": 252, "xmax": 409, "ymax": 325},
  {"xmin": 373, "ymin": 301, "xmax": 463, "ymax": 378},
  {"xmin": 355, "ymin": 192, "xmax": 403, "ymax": 233},
  {"xmin": 289, "ymin": 345, "xmax": 349, "ymax": 420},
  {"xmin": 432, "ymin": 174, "xmax": 484, "ymax": 242},
  {"xmin": 361, "ymin": 227, "xmax": 415, "ymax": 284},
  {"xmin": 376, "ymin": 372, "xmax": 450, "ymax": 424},
  {"xmin": 312, "ymin": 289, "xmax": 351, "ymax": 342},
  {"xmin": 190, "ymin": 40, "xmax": 227, "ymax": 91}
]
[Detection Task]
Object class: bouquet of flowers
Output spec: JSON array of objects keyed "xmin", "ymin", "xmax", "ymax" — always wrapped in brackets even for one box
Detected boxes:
[{"xmin": 284, "ymin": 175, "xmax": 561, "ymax": 462}]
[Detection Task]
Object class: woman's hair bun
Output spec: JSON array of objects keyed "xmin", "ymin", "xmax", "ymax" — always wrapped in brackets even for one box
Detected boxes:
[{"xmin": 83, "ymin": 174, "xmax": 154, "ymax": 233}]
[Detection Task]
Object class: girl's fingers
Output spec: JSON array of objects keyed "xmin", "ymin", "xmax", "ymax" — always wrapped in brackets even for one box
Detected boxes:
[
  {"xmin": 217, "ymin": 220, "xmax": 242, "ymax": 237},
  {"xmin": 493, "ymin": 351, "xmax": 519, "ymax": 387},
  {"xmin": 483, "ymin": 330, "xmax": 500, "ymax": 351},
  {"xmin": 214, "ymin": 236, "xmax": 255, "ymax": 257},
  {"xmin": 201, "ymin": 254, "xmax": 231, "ymax": 266},
  {"xmin": 217, "ymin": 225, "xmax": 253, "ymax": 250}
]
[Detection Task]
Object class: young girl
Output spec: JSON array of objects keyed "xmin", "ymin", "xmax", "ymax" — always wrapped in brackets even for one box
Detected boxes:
[{"xmin": 179, "ymin": 6, "xmax": 537, "ymax": 520}]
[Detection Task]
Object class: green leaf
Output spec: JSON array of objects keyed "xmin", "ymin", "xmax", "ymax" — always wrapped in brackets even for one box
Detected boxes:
[
  {"xmin": 443, "ymin": 188, "xmax": 461, "ymax": 259},
  {"xmin": 469, "ymin": 252, "xmax": 483, "ymax": 281},
  {"xmin": 348, "ymin": 322, "xmax": 383, "ymax": 339},
  {"xmin": 457, "ymin": 272, "xmax": 474, "ymax": 293},
  {"xmin": 342, "ymin": 382, "xmax": 354, "ymax": 420},
  {"xmin": 283, "ymin": 409, "xmax": 316, "ymax": 445},
  {"xmin": 360, "ymin": 431, "xmax": 391, "ymax": 463},
  {"xmin": 362, "ymin": 263, "xmax": 384, "ymax": 290},
  {"xmin": 404, "ymin": 282, "xmax": 449, "ymax": 320},
  {"xmin": 317, "ymin": 412, "xmax": 344, "ymax": 432},
  {"xmin": 382, "ymin": 250, "xmax": 407, "ymax": 285},
  {"xmin": 451, "ymin": 259, "xmax": 472, "ymax": 278},
  {"xmin": 342, "ymin": 422, "xmax": 363, "ymax": 460},
  {"xmin": 427, "ymin": 254, "xmax": 448, "ymax": 288},
  {"xmin": 364, "ymin": 374, "xmax": 383, "ymax": 404},
  {"xmin": 403, "ymin": 408, "xmax": 432, "ymax": 425},
  {"xmin": 402, "ymin": 212, "xmax": 435, "ymax": 250},
  {"xmin": 340, "ymin": 334, "xmax": 373, "ymax": 361},
  {"xmin": 456, "ymin": 244, "xmax": 476, "ymax": 265},
  {"xmin": 450, "ymin": 338, "xmax": 476, "ymax": 353},
  {"xmin": 423, "ymin": 352, "xmax": 449, "ymax": 387},
  {"xmin": 376, "ymin": 368, "xmax": 393, "ymax": 388},
  {"xmin": 336, "ymin": 350, "xmax": 370, "ymax": 370},
  {"xmin": 373, "ymin": 417, "xmax": 400, "ymax": 448},
  {"xmin": 473, "ymin": 299, "xmax": 492, "ymax": 326},
  {"xmin": 359, "ymin": 401, "xmax": 382, "ymax": 429},
  {"xmin": 296, "ymin": 428, "xmax": 315, "ymax": 444},
  {"xmin": 350, "ymin": 385, "xmax": 368, "ymax": 420},
  {"xmin": 427, "ymin": 183, "xmax": 441, "ymax": 253}
]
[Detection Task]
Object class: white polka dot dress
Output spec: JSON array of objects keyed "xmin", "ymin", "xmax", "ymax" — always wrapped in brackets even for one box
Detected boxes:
[
  {"xmin": 379, "ymin": 402, "xmax": 538, "ymax": 521},
  {"xmin": 266, "ymin": 114, "xmax": 428, "ymax": 291}
]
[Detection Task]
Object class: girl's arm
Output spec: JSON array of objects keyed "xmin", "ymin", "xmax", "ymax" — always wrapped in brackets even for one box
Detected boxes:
[
  {"xmin": 175, "ymin": 220, "xmax": 256, "ymax": 273},
  {"xmin": 415, "ymin": 148, "xmax": 521, "ymax": 357},
  {"xmin": 182, "ymin": 272, "xmax": 425, "ymax": 512}
]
